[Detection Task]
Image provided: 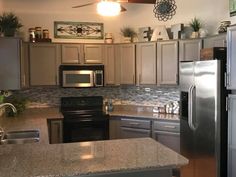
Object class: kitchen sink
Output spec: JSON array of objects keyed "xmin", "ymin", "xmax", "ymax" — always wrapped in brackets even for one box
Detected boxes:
[{"xmin": 0, "ymin": 130, "xmax": 40, "ymax": 145}]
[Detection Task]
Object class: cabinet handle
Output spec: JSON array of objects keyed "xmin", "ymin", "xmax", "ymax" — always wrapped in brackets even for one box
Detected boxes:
[
  {"xmin": 163, "ymin": 125, "xmax": 176, "ymax": 129},
  {"xmin": 129, "ymin": 122, "xmax": 140, "ymax": 126}
]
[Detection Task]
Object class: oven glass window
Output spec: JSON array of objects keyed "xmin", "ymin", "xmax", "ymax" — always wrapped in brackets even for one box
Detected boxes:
[{"xmin": 66, "ymin": 74, "xmax": 90, "ymax": 84}]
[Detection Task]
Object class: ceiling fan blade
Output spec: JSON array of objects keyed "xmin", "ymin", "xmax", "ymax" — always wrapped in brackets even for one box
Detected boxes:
[
  {"xmin": 120, "ymin": 5, "xmax": 127, "ymax": 12},
  {"xmin": 72, "ymin": 2, "xmax": 97, "ymax": 8}
]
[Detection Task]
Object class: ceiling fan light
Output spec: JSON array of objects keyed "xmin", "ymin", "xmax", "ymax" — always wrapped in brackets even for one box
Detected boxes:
[{"xmin": 97, "ymin": 1, "xmax": 121, "ymax": 16}]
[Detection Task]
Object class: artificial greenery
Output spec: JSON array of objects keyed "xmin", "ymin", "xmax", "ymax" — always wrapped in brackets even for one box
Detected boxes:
[
  {"xmin": 4, "ymin": 95, "xmax": 27, "ymax": 117},
  {"xmin": 189, "ymin": 17, "xmax": 202, "ymax": 32},
  {"xmin": 0, "ymin": 12, "xmax": 23, "ymax": 36},
  {"xmin": 120, "ymin": 26, "xmax": 137, "ymax": 38}
]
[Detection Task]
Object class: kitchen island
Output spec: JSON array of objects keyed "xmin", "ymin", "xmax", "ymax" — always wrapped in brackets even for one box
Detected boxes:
[{"xmin": 0, "ymin": 108, "xmax": 187, "ymax": 177}]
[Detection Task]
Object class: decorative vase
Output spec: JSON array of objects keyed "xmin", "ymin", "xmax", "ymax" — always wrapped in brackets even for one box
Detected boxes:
[
  {"xmin": 191, "ymin": 31, "xmax": 199, "ymax": 38},
  {"xmin": 3, "ymin": 28, "xmax": 16, "ymax": 37},
  {"xmin": 123, "ymin": 37, "xmax": 132, "ymax": 43}
]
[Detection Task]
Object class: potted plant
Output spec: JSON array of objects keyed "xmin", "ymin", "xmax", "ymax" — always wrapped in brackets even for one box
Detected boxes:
[
  {"xmin": 120, "ymin": 27, "xmax": 137, "ymax": 43},
  {"xmin": 0, "ymin": 12, "xmax": 23, "ymax": 37},
  {"xmin": 189, "ymin": 17, "xmax": 202, "ymax": 38}
]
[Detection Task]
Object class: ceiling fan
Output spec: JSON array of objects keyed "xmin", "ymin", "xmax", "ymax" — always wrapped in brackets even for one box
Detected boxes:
[{"xmin": 72, "ymin": 0, "xmax": 156, "ymax": 16}]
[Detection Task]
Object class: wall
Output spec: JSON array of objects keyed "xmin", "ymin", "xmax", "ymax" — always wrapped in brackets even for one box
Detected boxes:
[
  {"xmin": 12, "ymin": 86, "xmax": 179, "ymax": 108},
  {"xmin": 1, "ymin": 0, "xmax": 230, "ymax": 42}
]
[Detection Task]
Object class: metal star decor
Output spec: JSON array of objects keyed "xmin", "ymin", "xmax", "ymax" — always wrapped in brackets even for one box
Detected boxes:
[{"xmin": 153, "ymin": 0, "xmax": 177, "ymax": 21}]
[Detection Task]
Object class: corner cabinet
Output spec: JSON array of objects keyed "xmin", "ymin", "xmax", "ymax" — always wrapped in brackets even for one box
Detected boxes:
[
  {"xmin": 61, "ymin": 44, "xmax": 84, "ymax": 64},
  {"xmin": 84, "ymin": 44, "xmax": 104, "ymax": 64},
  {"xmin": 179, "ymin": 39, "xmax": 202, "ymax": 61},
  {"xmin": 136, "ymin": 42, "xmax": 156, "ymax": 85},
  {"xmin": 203, "ymin": 34, "xmax": 226, "ymax": 48},
  {"xmin": 226, "ymin": 26, "xmax": 236, "ymax": 89},
  {"xmin": 29, "ymin": 43, "xmax": 61, "ymax": 86},
  {"xmin": 120, "ymin": 44, "xmax": 136, "ymax": 84},
  {"xmin": 104, "ymin": 45, "xmax": 116, "ymax": 85},
  {"xmin": 47, "ymin": 119, "xmax": 63, "ymax": 144},
  {"xmin": 157, "ymin": 41, "xmax": 178, "ymax": 85}
]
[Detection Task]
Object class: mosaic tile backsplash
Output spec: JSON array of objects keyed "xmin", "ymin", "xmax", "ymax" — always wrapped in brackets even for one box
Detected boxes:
[{"xmin": 13, "ymin": 86, "xmax": 180, "ymax": 108}]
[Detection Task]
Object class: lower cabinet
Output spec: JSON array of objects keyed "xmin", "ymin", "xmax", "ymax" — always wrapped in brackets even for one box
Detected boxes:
[{"xmin": 47, "ymin": 119, "xmax": 63, "ymax": 144}]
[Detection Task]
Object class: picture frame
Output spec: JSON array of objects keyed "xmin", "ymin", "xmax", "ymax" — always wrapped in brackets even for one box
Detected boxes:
[
  {"xmin": 54, "ymin": 21, "xmax": 104, "ymax": 39},
  {"xmin": 230, "ymin": 0, "xmax": 236, "ymax": 17}
]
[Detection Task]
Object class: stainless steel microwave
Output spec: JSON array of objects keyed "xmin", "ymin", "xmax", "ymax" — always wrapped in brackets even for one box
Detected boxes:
[{"xmin": 59, "ymin": 65, "xmax": 104, "ymax": 88}]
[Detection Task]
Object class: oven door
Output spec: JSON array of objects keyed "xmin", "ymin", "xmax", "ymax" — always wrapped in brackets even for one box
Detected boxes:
[
  {"xmin": 62, "ymin": 70, "xmax": 94, "ymax": 87},
  {"xmin": 63, "ymin": 117, "xmax": 109, "ymax": 143}
]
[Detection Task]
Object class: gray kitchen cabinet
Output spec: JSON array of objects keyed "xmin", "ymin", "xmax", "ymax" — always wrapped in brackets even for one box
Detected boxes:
[
  {"xmin": 109, "ymin": 117, "xmax": 121, "ymax": 139},
  {"xmin": 104, "ymin": 45, "xmax": 115, "ymax": 85},
  {"xmin": 48, "ymin": 119, "xmax": 63, "ymax": 144},
  {"xmin": 120, "ymin": 44, "xmax": 136, "ymax": 84},
  {"xmin": 136, "ymin": 42, "xmax": 156, "ymax": 85},
  {"xmin": 152, "ymin": 120, "xmax": 180, "ymax": 153},
  {"xmin": 226, "ymin": 26, "xmax": 236, "ymax": 89},
  {"xmin": 203, "ymin": 34, "xmax": 226, "ymax": 48},
  {"xmin": 120, "ymin": 118, "xmax": 151, "ymax": 139},
  {"xmin": 114, "ymin": 45, "xmax": 121, "ymax": 85},
  {"xmin": 29, "ymin": 43, "xmax": 61, "ymax": 86},
  {"xmin": 157, "ymin": 41, "xmax": 178, "ymax": 85},
  {"xmin": 179, "ymin": 39, "xmax": 202, "ymax": 61},
  {"xmin": 61, "ymin": 44, "xmax": 83, "ymax": 64},
  {"xmin": 228, "ymin": 94, "xmax": 236, "ymax": 177},
  {"xmin": 0, "ymin": 38, "xmax": 28, "ymax": 90},
  {"xmin": 84, "ymin": 44, "xmax": 104, "ymax": 64}
]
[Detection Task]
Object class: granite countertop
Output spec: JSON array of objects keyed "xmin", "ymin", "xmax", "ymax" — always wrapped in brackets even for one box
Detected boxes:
[
  {"xmin": 0, "ymin": 138, "xmax": 188, "ymax": 177},
  {"xmin": 0, "ymin": 108, "xmax": 186, "ymax": 177}
]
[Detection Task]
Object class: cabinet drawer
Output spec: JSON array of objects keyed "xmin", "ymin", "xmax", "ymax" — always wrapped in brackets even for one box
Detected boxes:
[
  {"xmin": 121, "ymin": 118, "xmax": 151, "ymax": 129},
  {"xmin": 154, "ymin": 121, "xmax": 180, "ymax": 132}
]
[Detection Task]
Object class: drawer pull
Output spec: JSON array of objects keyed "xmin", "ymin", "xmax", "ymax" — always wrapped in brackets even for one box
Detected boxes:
[
  {"xmin": 163, "ymin": 125, "xmax": 176, "ymax": 129},
  {"xmin": 129, "ymin": 122, "xmax": 140, "ymax": 126}
]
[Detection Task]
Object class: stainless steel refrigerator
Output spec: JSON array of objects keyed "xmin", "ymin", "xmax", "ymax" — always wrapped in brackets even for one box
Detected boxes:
[{"xmin": 179, "ymin": 53, "xmax": 228, "ymax": 177}]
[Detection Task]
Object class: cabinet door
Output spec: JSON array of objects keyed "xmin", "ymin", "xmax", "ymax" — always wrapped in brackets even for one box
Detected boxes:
[
  {"xmin": 84, "ymin": 44, "xmax": 103, "ymax": 64},
  {"xmin": 109, "ymin": 118, "xmax": 121, "ymax": 139},
  {"xmin": 203, "ymin": 34, "xmax": 226, "ymax": 48},
  {"xmin": 49, "ymin": 119, "xmax": 63, "ymax": 144},
  {"xmin": 61, "ymin": 44, "xmax": 83, "ymax": 64},
  {"xmin": 157, "ymin": 41, "xmax": 178, "ymax": 85},
  {"xmin": 136, "ymin": 42, "xmax": 156, "ymax": 85},
  {"xmin": 228, "ymin": 94, "xmax": 236, "ymax": 177},
  {"xmin": 227, "ymin": 26, "xmax": 236, "ymax": 89},
  {"xmin": 104, "ymin": 45, "xmax": 115, "ymax": 85},
  {"xmin": 120, "ymin": 44, "xmax": 135, "ymax": 84},
  {"xmin": 29, "ymin": 43, "xmax": 61, "ymax": 86},
  {"xmin": 0, "ymin": 38, "xmax": 21, "ymax": 90},
  {"xmin": 179, "ymin": 39, "xmax": 202, "ymax": 61},
  {"xmin": 120, "ymin": 127, "xmax": 151, "ymax": 139},
  {"xmin": 114, "ymin": 45, "xmax": 121, "ymax": 85}
]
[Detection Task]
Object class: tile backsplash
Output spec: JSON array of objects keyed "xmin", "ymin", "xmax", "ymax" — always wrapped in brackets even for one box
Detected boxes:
[{"xmin": 13, "ymin": 86, "xmax": 180, "ymax": 108}]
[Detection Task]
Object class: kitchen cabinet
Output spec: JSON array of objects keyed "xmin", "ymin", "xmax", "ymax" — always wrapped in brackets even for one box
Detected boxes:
[
  {"xmin": 120, "ymin": 118, "xmax": 151, "ymax": 139},
  {"xmin": 136, "ymin": 42, "xmax": 156, "ymax": 85},
  {"xmin": 157, "ymin": 41, "xmax": 178, "ymax": 85},
  {"xmin": 84, "ymin": 44, "xmax": 104, "ymax": 64},
  {"xmin": 226, "ymin": 26, "xmax": 236, "ymax": 89},
  {"xmin": 114, "ymin": 45, "xmax": 121, "ymax": 85},
  {"xmin": 120, "ymin": 44, "xmax": 136, "ymax": 84},
  {"xmin": 109, "ymin": 117, "xmax": 121, "ymax": 139},
  {"xmin": 61, "ymin": 44, "xmax": 83, "ymax": 64},
  {"xmin": 152, "ymin": 120, "xmax": 180, "ymax": 153},
  {"xmin": 48, "ymin": 119, "xmax": 63, "ymax": 144},
  {"xmin": 228, "ymin": 94, "xmax": 236, "ymax": 177},
  {"xmin": 0, "ymin": 38, "xmax": 28, "ymax": 90},
  {"xmin": 203, "ymin": 34, "xmax": 226, "ymax": 48},
  {"xmin": 179, "ymin": 39, "xmax": 202, "ymax": 61},
  {"xmin": 29, "ymin": 43, "xmax": 61, "ymax": 86},
  {"xmin": 104, "ymin": 45, "xmax": 115, "ymax": 85}
]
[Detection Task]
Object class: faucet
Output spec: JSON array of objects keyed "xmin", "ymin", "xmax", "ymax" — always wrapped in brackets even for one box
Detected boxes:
[{"xmin": 0, "ymin": 103, "xmax": 17, "ymax": 114}]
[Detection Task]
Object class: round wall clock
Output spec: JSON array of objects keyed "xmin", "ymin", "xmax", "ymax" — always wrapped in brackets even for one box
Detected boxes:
[{"xmin": 153, "ymin": 0, "xmax": 177, "ymax": 21}]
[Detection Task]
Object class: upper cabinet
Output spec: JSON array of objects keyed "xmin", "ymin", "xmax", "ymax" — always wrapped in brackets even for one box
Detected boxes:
[
  {"xmin": 29, "ymin": 43, "xmax": 61, "ymax": 86},
  {"xmin": 84, "ymin": 44, "xmax": 104, "ymax": 64},
  {"xmin": 203, "ymin": 34, "xmax": 226, "ymax": 48},
  {"xmin": 179, "ymin": 39, "xmax": 202, "ymax": 61},
  {"xmin": 119, "ymin": 44, "xmax": 136, "ymax": 85},
  {"xmin": 227, "ymin": 26, "xmax": 236, "ymax": 90},
  {"xmin": 157, "ymin": 41, "xmax": 178, "ymax": 85},
  {"xmin": 104, "ymin": 45, "xmax": 115, "ymax": 85},
  {"xmin": 136, "ymin": 42, "xmax": 156, "ymax": 85},
  {"xmin": 0, "ymin": 38, "xmax": 27, "ymax": 90},
  {"xmin": 61, "ymin": 44, "xmax": 83, "ymax": 64}
]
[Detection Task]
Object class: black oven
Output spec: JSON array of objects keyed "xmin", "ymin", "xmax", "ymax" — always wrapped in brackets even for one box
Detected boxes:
[{"xmin": 61, "ymin": 96, "xmax": 109, "ymax": 143}]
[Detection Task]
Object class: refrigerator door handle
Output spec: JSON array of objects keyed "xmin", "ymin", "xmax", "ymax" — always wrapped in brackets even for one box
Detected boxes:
[{"xmin": 188, "ymin": 85, "xmax": 195, "ymax": 130}]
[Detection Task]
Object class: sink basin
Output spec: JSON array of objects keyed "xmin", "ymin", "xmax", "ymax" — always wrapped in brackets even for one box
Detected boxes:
[{"xmin": 0, "ymin": 130, "xmax": 40, "ymax": 145}]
